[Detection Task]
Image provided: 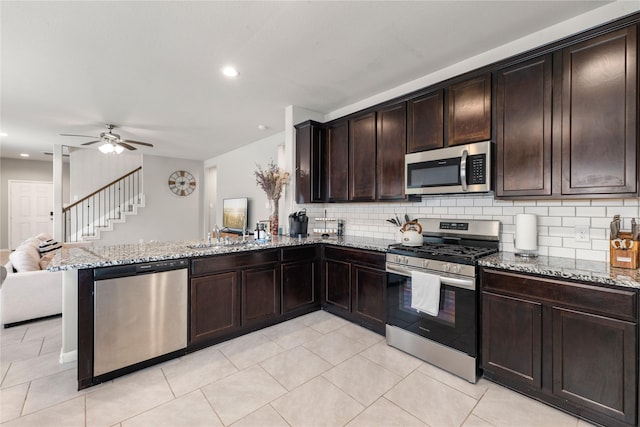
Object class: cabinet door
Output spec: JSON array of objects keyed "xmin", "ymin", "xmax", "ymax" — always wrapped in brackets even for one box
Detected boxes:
[
  {"xmin": 447, "ymin": 74, "xmax": 491, "ymax": 146},
  {"xmin": 496, "ymin": 55, "xmax": 552, "ymax": 197},
  {"xmin": 482, "ymin": 292, "xmax": 542, "ymax": 389},
  {"xmin": 190, "ymin": 272, "xmax": 239, "ymax": 343},
  {"xmin": 241, "ymin": 264, "xmax": 280, "ymax": 327},
  {"xmin": 282, "ymin": 259, "xmax": 316, "ymax": 314},
  {"xmin": 326, "ymin": 120, "xmax": 349, "ymax": 202},
  {"xmin": 349, "ymin": 112, "xmax": 376, "ymax": 201},
  {"xmin": 295, "ymin": 121, "xmax": 325, "ymax": 203},
  {"xmin": 376, "ymin": 103, "xmax": 406, "ymax": 200},
  {"xmin": 561, "ymin": 26, "xmax": 637, "ymax": 195},
  {"xmin": 407, "ymin": 90, "xmax": 444, "ymax": 152},
  {"xmin": 352, "ymin": 264, "xmax": 386, "ymax": 332},
  {"xmin": 552, "ymin": 307, "xmax": 637, "ymax": 424},
  {"xmin": 324, "ymin": 258, "xmax": 351, "ymax": 312}
]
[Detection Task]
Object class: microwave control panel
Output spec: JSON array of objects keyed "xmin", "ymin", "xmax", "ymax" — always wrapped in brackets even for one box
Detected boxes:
[{"xmin": 467, "ymin": 154, "xmax": 486, "ymax": 184}]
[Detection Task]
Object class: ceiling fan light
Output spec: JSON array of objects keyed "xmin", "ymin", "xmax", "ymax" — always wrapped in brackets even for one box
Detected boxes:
[
  {"xmin": 99, "ymin": 143, "xmax": 114, "ymax": 154},
  {"xmin": 114, "ymin": 144, "xmax": 125, "ymax": 154}
]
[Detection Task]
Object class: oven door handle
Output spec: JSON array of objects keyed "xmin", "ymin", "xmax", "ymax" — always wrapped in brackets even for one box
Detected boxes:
[{"xmin": 386, "ymin": 265, "xmax": 476, "ymax": 291}]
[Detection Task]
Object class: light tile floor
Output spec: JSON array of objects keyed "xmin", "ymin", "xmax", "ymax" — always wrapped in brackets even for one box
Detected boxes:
[{"xmin": 0, "ymin": 311, "xmax": 595, "ymax": 427}]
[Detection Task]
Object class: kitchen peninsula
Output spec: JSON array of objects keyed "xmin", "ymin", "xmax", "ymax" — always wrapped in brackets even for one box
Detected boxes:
[{"xmin": 48, "ymin": 235, "xmax": 392, "ymax": 390}]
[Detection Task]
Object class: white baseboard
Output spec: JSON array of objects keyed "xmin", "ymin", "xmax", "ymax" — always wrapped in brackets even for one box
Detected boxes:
[{"xmin": 59, "ymin": 349, "xmax": 77, "ymax": 364}]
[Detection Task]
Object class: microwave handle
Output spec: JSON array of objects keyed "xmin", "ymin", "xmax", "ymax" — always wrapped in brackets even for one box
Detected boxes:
[{"xmin": 460, "ymin": 149, "xmax": 468, "ymax": 191}]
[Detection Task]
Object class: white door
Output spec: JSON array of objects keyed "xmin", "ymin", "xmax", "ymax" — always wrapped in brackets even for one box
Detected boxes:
[{"xmin": 9, "ymin": 180, "xmax": 54, "ymax": 249}]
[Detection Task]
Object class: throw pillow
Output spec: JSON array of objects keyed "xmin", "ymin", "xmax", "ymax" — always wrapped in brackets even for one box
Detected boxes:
[
  {"xmin": 38, "ymin": 239, "xmax": 62, "ymax": 254},
  {"xmin": 9, "ymin": 248, "xmax": 40, "ymax": 272}
]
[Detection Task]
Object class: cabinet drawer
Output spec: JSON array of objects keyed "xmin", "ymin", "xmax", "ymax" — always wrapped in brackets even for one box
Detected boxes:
[
  {"xmin": 324, "ymin": 246, "xmax": 385, "ymax": 269},
  {"xmin": 281, "ymin": 246, "xmax": 317, "ymax": 263},
  {"xmin": 191, "ymin": 250, "xmax": 279, "ymax": 276},
  {"xmin": 482, "ymin": 269, "xmax": 637, "ymax": 322}
]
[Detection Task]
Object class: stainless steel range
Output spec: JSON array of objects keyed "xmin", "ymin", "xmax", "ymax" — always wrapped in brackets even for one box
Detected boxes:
[{"xmin": 386, "ymin": 218, "xmax": 500, "ymax": 383}]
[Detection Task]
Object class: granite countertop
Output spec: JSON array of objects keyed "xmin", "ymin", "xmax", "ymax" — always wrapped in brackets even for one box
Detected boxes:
[
  {"xmin": 48, "ymin": 235, "xmax": 394, "ymax": 271},
  {"xmin": 479, "ymin": 252, "xmax": 640, "ymax": 290}
]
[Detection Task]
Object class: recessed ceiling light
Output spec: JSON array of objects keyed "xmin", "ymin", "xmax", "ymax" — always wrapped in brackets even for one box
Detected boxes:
[
  {"xmin": 222, "ymin": 66, "xmax": 239, "ymax": 78},
  {"xmin": 257, "ymin": 124, "xmax": 268, "ymax": 131},
  {"xmin": 20, "ymin": 153, "xmax": 30, "ymax": 157}
]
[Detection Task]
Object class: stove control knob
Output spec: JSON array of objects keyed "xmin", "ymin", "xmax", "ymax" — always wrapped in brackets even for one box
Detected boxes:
[
  {"xmin": 422, "ymin": 260, "xmax": 430, "ymax": 269},
  {"xmin": 403, "ymin": 257, "xmax": 409, "ymax": 265},
  {"xmin": 452, "ymin": 265, "xmax": 461, "ymax": 274},
  {"xmin": 443, "ymin": 263, "xmax": 451, "ymax": 272},
  {"xmin": 394, "ymin": 256, "xmax": 402, "ymax": 263}
]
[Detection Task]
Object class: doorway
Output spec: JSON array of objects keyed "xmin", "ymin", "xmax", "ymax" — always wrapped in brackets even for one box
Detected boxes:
[{"xmin": 8, "ymin": 180, "xmax": 53, "ymax": 249}]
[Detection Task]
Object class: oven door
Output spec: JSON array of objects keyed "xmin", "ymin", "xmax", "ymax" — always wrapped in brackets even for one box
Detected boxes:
[{"xmin": 386, "ymin": 264, "xmax": 477, "ymax": 357}]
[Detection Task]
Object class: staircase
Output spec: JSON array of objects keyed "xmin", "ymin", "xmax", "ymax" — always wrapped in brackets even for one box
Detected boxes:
[{"xmin": 63, "ymin": 167, "xmax": 144, "ymax": 242}]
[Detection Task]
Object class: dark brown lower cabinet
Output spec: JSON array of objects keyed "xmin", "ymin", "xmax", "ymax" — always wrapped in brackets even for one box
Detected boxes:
[
  {"xmin": 190, "ymin": 272, "xmax": 239, "ymax": 343},
  {"xmin": 281, "ymin": 246, "xmax": 319, "ymax": 316},
  {"xmin": 323, "ymin": 246, "xmax": 386, "ymax": 334},
  {"xmin": 481, "ymin": 268, "xmax": 638, "ymax": 427},
  {"xmin": 189, "ymin": 250, "xmax": 280, "ymax": 347},
  {"xmin": 241, "ymin": 264, "xmax": 280, "ymax": 327},
  {"xmin": 482, "ymin": 292, "xmax": 542, "ymax": 389}
]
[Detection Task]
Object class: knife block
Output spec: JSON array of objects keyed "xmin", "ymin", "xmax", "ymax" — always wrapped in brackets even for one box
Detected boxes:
[{"xmin": 610, "ymin": 232, "xmax": 639, "ymax": 269}]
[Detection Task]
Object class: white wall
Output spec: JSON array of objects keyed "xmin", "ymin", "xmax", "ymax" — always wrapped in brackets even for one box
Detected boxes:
[
  {"xmin": 205, "ymin": 132, "xmax": 284, "ymax": 232},
  {"xmin": 91, "ymin": 154, "xmax": 204, "ymax": 245},
  {"xmin": 0, "ymin": 158, "xmax": 70, "ymax": 249},
  {"xmin": 69, "ymin": 148, "xmax": 141, "ymax": 201}
]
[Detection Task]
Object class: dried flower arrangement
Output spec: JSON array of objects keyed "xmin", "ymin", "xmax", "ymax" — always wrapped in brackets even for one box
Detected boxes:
[{"xmin": 254, "ymin": 161, "xmax": 290, "ymax": 202}]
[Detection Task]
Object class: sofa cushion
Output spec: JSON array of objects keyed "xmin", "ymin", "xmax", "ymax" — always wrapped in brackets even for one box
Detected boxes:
[
  {"xmin": 39, "ymin": 252, "xmax": 56, "ymax": 270},
  {"xmin": 38, "ymin": 239, "xmax": 62, "ymax": 254},
  {"xmin": 9, "ymin": 248, "xmax": 40, "ymax": 272}
]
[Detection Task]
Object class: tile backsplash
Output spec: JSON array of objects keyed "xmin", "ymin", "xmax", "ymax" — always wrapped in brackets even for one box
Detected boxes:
[{"xmin": 298, "ymin": 195, "xmax": 640, "ymax": 263}]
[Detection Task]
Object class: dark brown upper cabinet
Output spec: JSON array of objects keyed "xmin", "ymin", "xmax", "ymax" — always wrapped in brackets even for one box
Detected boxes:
[
  {"xmin": 349, "ymin": 112, "xmax": 377, "ymax": 201},
  {"xmin": 560, "ymin": 25, "xmax": 637, "ymax": 196},
  {"xmin": 496, "ymin": 55, "xmax": 553, "ymax": 197},
  {"xmin": 407, "ymin": 90, "xmax": 444, "ymax": 152},
  {"xmin": 376, "ymin": 102, "xmax": 406, "ymax": 200},
  {"xmin": 447, "ymin": 74, "xmax": 492, "ymax": 146},
  {"xmin": 294, "ymin": 120, "xmax": 325, "ymax": 204},
  {"xmin": 326, "ymin": 120, "xmax": 349, "ymax": 202}
]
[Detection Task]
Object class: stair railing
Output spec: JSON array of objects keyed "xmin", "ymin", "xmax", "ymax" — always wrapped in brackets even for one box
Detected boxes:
[{"xmin": 63, "ymin": 167, "xmax": 142, "ymax": 242}]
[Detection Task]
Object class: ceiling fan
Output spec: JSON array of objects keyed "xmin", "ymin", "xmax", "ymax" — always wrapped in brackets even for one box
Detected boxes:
[{"xmin": 60, "ymin": 124, "xmax": 154, "ymax": 153}]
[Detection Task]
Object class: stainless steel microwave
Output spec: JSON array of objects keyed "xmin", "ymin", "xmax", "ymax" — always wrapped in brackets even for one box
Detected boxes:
[{"xmin": 405, "ymin": 141, "xmax": 491, "ymax": 195}]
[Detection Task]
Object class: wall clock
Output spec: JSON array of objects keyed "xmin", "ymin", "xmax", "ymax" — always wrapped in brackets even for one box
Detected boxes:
[{"xmin": 168, "ymin": 170, "xmax": 196, "ymax": 197}]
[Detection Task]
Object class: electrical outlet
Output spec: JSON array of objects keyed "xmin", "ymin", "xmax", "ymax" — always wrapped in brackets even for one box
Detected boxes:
[{"xmin": 575, "ymin": 226, "xmax": 590, "ymax": 242}]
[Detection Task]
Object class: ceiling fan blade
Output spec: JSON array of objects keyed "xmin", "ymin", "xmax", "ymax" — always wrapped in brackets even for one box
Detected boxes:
[
  {"xmin": 81, "ymin": 140, "xmax": 100, "ymax": 146},
  {"xmin": 117, "ymin": 141, "xmax": 137, "ymax": 151},
  {"xmin": 60, "ymin": 133, "xmax": 97, "ymax": 138},
  {"xmin": 123, "ymin": 139, "xmax": 154, "ymax": 147}
]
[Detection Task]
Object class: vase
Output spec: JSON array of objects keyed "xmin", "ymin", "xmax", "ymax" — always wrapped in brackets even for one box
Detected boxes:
[{"xmin": 270, "ymin": 199, "xmax": 279, "ymax": 236}]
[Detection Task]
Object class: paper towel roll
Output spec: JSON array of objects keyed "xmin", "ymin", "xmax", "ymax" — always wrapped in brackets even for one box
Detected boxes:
[{"xmin": 515, "ymin": 214, "xmax": 538, "ymax": 252}]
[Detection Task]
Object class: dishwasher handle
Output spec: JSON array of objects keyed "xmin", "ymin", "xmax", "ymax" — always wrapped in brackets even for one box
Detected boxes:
[{"xmin": 94, "ymin": 259, "xmax": 188, "ymax": 280}]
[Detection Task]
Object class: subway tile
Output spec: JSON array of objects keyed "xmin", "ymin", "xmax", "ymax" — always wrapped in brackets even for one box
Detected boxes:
[
  {"xmin": 591, "ymin": 217, "xmax": 613, "ymax": 228},
  {"xmin": 575, "ymin": 208, "xmax": 606, "ymax": 218},
  {"xmin": 607, "ymin": 206, "xmax": 639, "ymax": 218},
  {"xmin": 502, "ymin": 207, "xmax": 524, "ymax": 216},
  {"xmin": 524, "ymin": 207, "xmax": 548, "ymax": 216},
  {"xmin": 591, "ymin": 199, "xmax": 624, "ymax": 206},
  {"xmin": 493, "ymin": 216, "xmax": 513, "ymax": 225},
  {"xmin": 562, "ymin": 217, "xmax": 590, "ymax": 227},
  {"xmin": 575, "ymin": 249, "xmax": 606, "ymax": 263},
  {"xmin": 535, "ymin": 200, "xmax": 562, "ymax": 207},
  {"xmin": 492, "ymin": 199, "xmax": 514, "ymax": 207},
  {"xmin": 549, "ymin": 207, "xmax": 575, "ymax": 217},
  {"xmin": 561, "ymin": 200, "xmax": 591, "ymax": 207},
  {"xmin": 562, "ymin": 238, "xmax": 591, "ymax": 250},
  {"xmin": 591, "ymin": 239, "xmax": 609, "ymax": 251},
  {"xmin": 538, "ymin": 216, "xmax": 562, "ymax": 227},
  {"xmin": 473, "ymin": 198, "xmax": 494, "ymax": 207},
  {"xmin": 549, "ymin": 246, "xmax": 575, "ymax": 259},
  {"xmin": 548, "ymin": 227, "xmax": 572, "ymax": 237},
  {"xmin": 482, "ymin": 207, "xmax": 502, "ymax": 216},
  {"xmin": 538, "ymin": 236, "xmax": 562, "ymax": 247},
  {"xmin": 513, "ymin": 200, "xmax": 537, "ymax": 207},
  {"xmin": 464, "ymin": 207, "xmax": 483, "ymax": 215}
]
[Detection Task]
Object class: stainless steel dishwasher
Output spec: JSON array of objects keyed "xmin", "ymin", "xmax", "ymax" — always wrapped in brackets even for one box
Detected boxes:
[{"xmin": 93, "ymin": 259, "xmax": 188, "ymax": 376}]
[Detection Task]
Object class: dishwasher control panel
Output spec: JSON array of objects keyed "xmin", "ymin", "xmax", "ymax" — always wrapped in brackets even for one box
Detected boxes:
[{"xmin": 94, "ymin": 259, "xmax": 188, "ymax": 280}]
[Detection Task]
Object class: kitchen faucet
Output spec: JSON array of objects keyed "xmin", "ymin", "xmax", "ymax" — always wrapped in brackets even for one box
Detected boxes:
[{"xmin": 214, "ymin": 225, "xmax": 221, "ymax": 242}]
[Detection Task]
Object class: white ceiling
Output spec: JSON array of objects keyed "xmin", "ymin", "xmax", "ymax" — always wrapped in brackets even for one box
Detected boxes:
[{"xmin": 0, "ymin": 1, "xmax": 617, "ymax": 162}]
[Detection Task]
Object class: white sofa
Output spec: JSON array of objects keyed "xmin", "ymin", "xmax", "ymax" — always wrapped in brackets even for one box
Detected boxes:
[{"xmin": 1, "ymin": 235, "xmax": 90, "ymax": 327}]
